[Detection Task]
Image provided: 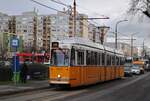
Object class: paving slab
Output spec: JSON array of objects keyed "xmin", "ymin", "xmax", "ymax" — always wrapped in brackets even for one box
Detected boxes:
[{"xmin": 0, "ymin": 80, "xmax": 50, "ymax": 97}]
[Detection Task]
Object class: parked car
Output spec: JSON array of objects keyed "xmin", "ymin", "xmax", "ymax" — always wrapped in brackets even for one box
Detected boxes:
[
  {"xmin": 131, "ymin": 65, "xmax": 141, "ymax": 75},
  {"xmin": 124, "ymin": 63, "xmax": 132, "ymax": 77}
]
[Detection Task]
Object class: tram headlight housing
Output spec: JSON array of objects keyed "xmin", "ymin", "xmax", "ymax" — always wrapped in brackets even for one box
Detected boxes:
[{"xmin": 57, "ymin": 74, "xmax": 61, "ymax": 78}]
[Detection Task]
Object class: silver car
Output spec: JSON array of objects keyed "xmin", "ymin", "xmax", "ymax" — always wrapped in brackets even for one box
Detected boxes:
[{"xmin": 131, "ymin": 65, "xmax": 141, "ymax": 75}]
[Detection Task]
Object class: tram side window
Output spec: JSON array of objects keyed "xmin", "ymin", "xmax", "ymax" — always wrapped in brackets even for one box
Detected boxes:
[
  {"xmin": 116, "ymin": 56, "xmax": 118, "ymax": 65},
  {"xmin": 120, "ymin": 57, "xmax": 125, "ymax": 65},
  {"xmin": 90, "ymin": 52, "xmax": 93, "ymax": 65},
  {"xmin": 110, "ymin": 55, "xmax": 112, "ymax": 66},
  {"xmin": 90, "ymin": 52, "xmax": 94, "ymax": 65},
  {"xmin": 95, "ymin": 52, "xmax": 97, "ymax": 65},
  {"xmin": 97, "ymin": 53, "xmax": 100, "ymax": 66},
  {"xmin": 107, "ymin": 54, "xmax": 111, "ymax": 66},
  {"xmin": 70, "ymin": 48, "xmax": 75, "ymax": 66},
  {"xmin": 102, "ymin": 53, "xmax": 105, "ymax": 66},
  {"xmin": 99, "ymin": 53, "xmax": 102, "ymax": 66},
  {"xmin": 112, "ymin": 55, "xmax": 115, "ymax": 65},
  {"xmin": 86, "ymin": 51, "xmax": 91, "ymax": 65},
  {"xmin": 116, "ymin": 56, "xmax": 120, "ymax": 66},
  {"xmin": 77, "ymin": 51, "xmax": 84, "ymax": 65},
  {"xmin": 123, "ymin": 58, "xmax": 125, "ymax": 65}
]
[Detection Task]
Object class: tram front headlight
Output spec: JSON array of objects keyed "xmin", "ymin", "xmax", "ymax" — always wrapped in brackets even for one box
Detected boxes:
[{"xmin": 57, "ymin": 74, "xmax": 61, "ymax": 78}]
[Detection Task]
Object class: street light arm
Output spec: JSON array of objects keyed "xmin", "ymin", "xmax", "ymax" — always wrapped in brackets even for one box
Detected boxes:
[
  {"xmin": 115, "ymin": 19, "xmax": 128, "ymax": 49},
  {"xmin": 115, "ymin": 20, "xmax": 128, "ymax": 31}
]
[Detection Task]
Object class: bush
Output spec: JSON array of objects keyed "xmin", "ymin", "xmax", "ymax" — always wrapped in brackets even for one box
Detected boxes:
[
  {"xmin": 27, "ymin": 63, "xmax": 49, "ymax": 80},
  {"xmin": 0, "ymin": 63, "xmax": 49, "ymax": 81},
  {"xmin": 0, "ymin": 66, "xmax": 13, "ymax": 81}
]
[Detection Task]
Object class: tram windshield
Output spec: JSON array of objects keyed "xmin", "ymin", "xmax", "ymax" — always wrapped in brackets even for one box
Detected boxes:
[{"xmin": 51, "ymin": 49, "xmax": 69, "ymax": 66}]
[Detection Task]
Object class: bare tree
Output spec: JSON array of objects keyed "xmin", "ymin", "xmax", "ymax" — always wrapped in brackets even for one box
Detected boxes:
[{"xmin": 128, "ymin": 0, "xmax": 150, "ymax": 18}]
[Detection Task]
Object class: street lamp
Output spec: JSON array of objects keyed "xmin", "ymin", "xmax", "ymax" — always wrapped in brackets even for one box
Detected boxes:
[{"xmin": 115, "ymin": 20, "xmax": 128, "ymax": 49}]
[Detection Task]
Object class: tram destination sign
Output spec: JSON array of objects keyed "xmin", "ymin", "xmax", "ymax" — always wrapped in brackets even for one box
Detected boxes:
[{"xmin": 52, "ymin": 42, "xmax": 59, "ymax": 48}]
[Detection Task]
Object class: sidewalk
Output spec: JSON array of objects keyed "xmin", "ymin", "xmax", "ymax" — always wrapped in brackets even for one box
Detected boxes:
[{"xmin": 0, "ymin": 80, "xmax": 50, "ymax": 97}]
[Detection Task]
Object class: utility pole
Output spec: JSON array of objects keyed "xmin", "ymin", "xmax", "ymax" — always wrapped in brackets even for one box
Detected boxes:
[
  {"xmin": 73, "ymin": 0, "xmax": 76, "ymax": 37},
  {"xmin": 32, "ymin": 14, "xmax": 38, "ymax": 63},
  {"xmin": 33, "ymin": 16, "xmax": 37, "ymax": 53},
  {"xmin": 131, "ymin": 36, "xmax": 134, "ymax": 57},
  {"xmin": 99, "ymin": 26, "xmax": 110, "ymax": 45},
  {"xmin": 143, "ymin": 40, "xmax": 145, "ymax": 59}
]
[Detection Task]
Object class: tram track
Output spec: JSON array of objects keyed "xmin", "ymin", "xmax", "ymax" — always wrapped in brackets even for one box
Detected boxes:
[
  {"xmin": 0, "ymin": 87, "xmax": 87, "ymax": 101},
  {"xmin": 0, "ymin": 87, "xmax": 56, "ymax": 101},
  {"xmin": 0, "ymin": 73, "xmax": 148, "ymax": 101}
]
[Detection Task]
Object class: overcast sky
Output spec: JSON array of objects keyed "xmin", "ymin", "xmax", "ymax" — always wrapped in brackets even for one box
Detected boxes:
[{"xmin": 0, "ymin": 0, "xmax": 150, "ymax": 47}]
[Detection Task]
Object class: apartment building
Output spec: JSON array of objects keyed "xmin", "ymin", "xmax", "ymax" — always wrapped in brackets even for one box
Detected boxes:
[
  {"xmin": 50, "ymin": 12, "xmax": 89, "ymax": 40},
  {"xmin": 15, "ymin": 12, "xmax": 44, "ymax": 52},
  {"xmin": 42, "ymin": 16, "xmax": 51, "ymax": 52},
  {"xmin": 76, "ymin": 14, "xmax": 89, "ymax": 38},
  {"xmin": 0, "ymin": 12, "xmax": 10, "ymax": 33},
  {"xmin": 50, "ymin": 12, "xmax": 71, "ymax": 40},
  {"xmin": 0, "ymin": 11, "xmax": 109, "ymax": 53}
]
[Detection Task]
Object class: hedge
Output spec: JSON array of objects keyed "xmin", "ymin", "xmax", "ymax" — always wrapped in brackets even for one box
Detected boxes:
[
  {"xmin": 0, "ymin": 63, "xmax": 49, "ymax": 81},
  {"xmin": 0, "ymin": 66, "xmax": 13, "ymax": 81}
]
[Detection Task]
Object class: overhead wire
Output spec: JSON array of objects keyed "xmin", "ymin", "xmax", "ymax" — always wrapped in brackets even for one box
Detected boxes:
[
  {"xmin": 49, "ymin": 0, "xmax": 71, "ymax": 8},
  {"xmin": 76, "ymin": 4, "xmax": 109, "ymax": 18},
  {"xmin": 30, "ymin": 0, "xmax": 104, "ymax": 34},
  {"xmin": 30, "ymin": 0, "xmax": 69, "ymax": 15}
]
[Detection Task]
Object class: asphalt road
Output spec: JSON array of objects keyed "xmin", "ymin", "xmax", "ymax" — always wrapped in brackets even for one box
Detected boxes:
[{"xmin": 0, "ymin": 72, "xmax": 150, "ymax": 101}]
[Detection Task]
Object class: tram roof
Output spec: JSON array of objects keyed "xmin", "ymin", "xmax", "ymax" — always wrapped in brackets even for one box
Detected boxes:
[
  {"xmin": 52, "ymin": 37, "xmax": 124, "ymax": 56},
  {"xmin": 54, "ymin": 37, "xmax": 104, "ymax": 50}
]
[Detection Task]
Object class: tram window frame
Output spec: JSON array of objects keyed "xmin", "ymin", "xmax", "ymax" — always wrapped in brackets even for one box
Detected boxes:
[
  {"xmin": 94, "ymin": 52, "xmax": 97, "ymax": 65},
  {"xmin": 107, "ymin": 54, "xmax": 111, "ymax": 66},
  {"xmin": 110, "ymin": 55, "xmax": 112, "ymax": 66},
  {"xmin": 93, "ymin": 52, "xmax": 95, "ymax": 65},
  {"xmin": 102, "ymin": 53, "xmax": 105, "ymax": 66},
  {"xmin": 120, "ymin": 57, "xmax": 124, "ymax": 66},
  {"xmin": 106, "ymin": 54, "xmax": 109, "ymax": 66},
  {"xmin": 118, "ymin": 56, "xmax": 120, "ymax": 66},
  {"xmin": 77, "ymin": 50, "xmax": 84, "ymax": 66},
  {"xmin": 86, "ymin": 50, "xmax": 91, "ymax": 65},
  {"xmin": 100, "ymin": 53, "xmax": 102, "ymax": 66},
  {"xmin": 116, "ymin": 56, "xmax": 120, "ymax": 66},
  {"xmin": 70, "ymin": 47, "xmax": 75, "ymax": 66},
  {"xmin": 91, "ymin": 51, "xmax": 94, "ymax": 65},
  {"xmin": 97, "ymin": 53, "xmax": 100, "ymax": 66},
  {"xmin": 120, "ymin": 57, "xmax": 123, "ymax": 65},
  {"xmin": 112, "ymin": 55, "xmax": 115, "ymax": 65},
  {"xmin": 84, "ymin": 50, "xmax": 86, "ymax": 66},
  {"xmin": 122, "ymin": 57, "xmax": 125, "ymax": 65},
  {"xmin": 119, "ymin": 57, "xmax": 121, "ymax": 66}
]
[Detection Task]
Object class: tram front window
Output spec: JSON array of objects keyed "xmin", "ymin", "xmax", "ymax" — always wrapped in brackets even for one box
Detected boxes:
[{"xmin": 51, "ymin": 49, "xmax": 69, "ymax": 66}]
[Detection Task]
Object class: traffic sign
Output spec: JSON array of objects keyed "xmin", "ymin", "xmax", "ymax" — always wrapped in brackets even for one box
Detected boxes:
[{"xmin": 11, "ymin": 38, "xmax": 19, "ymax": 48}]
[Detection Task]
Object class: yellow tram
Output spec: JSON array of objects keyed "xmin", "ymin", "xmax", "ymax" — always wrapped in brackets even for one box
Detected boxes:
[{"xmin": 49, "ymin": 37, "xmax": 124, "ymax": 87}]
